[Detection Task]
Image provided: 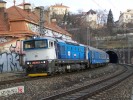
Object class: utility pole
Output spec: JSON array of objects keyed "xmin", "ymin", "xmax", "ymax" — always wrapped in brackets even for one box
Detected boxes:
[
  {"xmin": 86, "ymin": 27, "xmax": 89, "ymax": 60},
  {"xmin": 89, "ymin": 27, "xmax": 91, "ymax": 46},
  {"xmin": 39, "ymin": 6, "xmax": 44, "ymax": 36},
  {"xmin": 87, "ymin": 27, "xmax": 89, "ymax": 46},
  {"xmin": 122, "ymin": 46, "xmax": 125, "ymax": 64},
  {"xmin": 128, "ymin": 36, "xmax": 131, "ymax": 64},
  {"xmin": 87, "ymin": 27, "xmax": 91, "ymax": 46}
]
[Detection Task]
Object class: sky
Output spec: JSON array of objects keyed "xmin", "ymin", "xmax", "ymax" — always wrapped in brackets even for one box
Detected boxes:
[{"xmin": 5, "ymin": 0, "xmax": 133, "ymax": 21}]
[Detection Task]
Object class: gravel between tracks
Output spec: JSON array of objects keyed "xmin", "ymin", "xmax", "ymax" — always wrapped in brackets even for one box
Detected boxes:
[
  {"xmin": 0, "ymin": 64, "xmax": 125, "ymax": 100},
  {"xmin": 89, "ymin": 66, "xmax": 133, "ymax": 100}
]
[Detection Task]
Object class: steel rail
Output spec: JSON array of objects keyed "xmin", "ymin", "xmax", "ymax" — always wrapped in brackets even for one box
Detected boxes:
[{"xmin": 41, "ymin": 64, "xmax": 132, "ymax": 100}]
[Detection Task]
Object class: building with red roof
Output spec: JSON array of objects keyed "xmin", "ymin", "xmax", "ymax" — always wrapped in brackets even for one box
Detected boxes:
[
  {"xmin": 0, "ymin": 0, "xmax": 72, "ymax": 43},
  {"xmin": 0, "ymin": 0, "xmax": 72, "ymax": 72}
]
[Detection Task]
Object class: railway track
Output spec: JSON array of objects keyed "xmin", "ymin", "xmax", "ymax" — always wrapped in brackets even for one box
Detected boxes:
[
  {"xmin": 41, "ymin": 64, "xmax": 133, "ymax": 100},
  {"xmin": 0, "ymin": 76, "xmax": 37, "ymax": 86},
  {"xmin": 0, "ymin": 67, "xmax": 104, "ymax": 86}
]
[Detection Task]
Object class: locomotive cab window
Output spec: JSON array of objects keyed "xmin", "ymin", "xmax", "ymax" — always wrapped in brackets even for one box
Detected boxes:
[
  {"xmin": 23, "ymin": 40, "xmax": 47, "ymax": 49},
  {"xmin": 35, "ymin": 40, "xmax": 47, "ymax": 48},
  {"xmin": 24, "ymin": 41, "xmax": 35, "ymax": 49}
]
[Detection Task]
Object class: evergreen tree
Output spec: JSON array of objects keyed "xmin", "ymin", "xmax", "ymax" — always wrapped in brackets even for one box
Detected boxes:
[
  {"xmin": 63, "ymin": 10, "xmax": 68, "ymax": 24},
  {"xmin": 67, "ymin": 12, "xmax": 71, "ymax": 25},
  {"xmin": 107, "ymin": 9, "xmax": 114, "ymax": 34}
]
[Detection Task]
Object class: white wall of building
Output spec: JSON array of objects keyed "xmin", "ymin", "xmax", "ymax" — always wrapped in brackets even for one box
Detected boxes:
[{"xmin": 119, "ymin": 9, "xmax": 133, "ymax": 26}]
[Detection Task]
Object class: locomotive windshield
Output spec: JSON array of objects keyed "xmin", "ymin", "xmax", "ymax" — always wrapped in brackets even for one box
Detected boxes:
[{"xmin": 24, "ymin": 40, "xmax": 47, "ymax": 49}]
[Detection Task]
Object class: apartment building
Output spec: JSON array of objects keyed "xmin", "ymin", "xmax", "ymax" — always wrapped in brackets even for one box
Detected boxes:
[
  {"xmin": 82, "ymin": 9, "xmax": 98, "ymax": 29},
  {"xmin": 49, "ymin": 3, "xmax": 69, "ymax": 15},
  {"xmin": 119, "ymin": 9, "xmax": 133, "ymax": 27}
]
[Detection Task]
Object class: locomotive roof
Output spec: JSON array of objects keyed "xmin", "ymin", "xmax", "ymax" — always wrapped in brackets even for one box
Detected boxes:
[
  {"xmin": 24, "ymin": 37, "xmax": 105, "ymax": 53},
  {"xmin": 35, "ymin": 36, "xmax": 56, "ymax": 41},
  {"xmin": 89, "ymin": 46, "xmax": 106, "ymax": 53}
]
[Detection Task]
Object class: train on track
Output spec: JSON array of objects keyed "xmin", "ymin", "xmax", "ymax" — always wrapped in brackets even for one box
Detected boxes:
[{"xmin": 22, "ymin": 36, "xmax": 109, "ymax": 77}]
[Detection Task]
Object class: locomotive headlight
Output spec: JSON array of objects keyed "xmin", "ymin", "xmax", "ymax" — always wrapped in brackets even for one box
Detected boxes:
[
  {"xmin": 27, "ymin": 62, "xmax": 30, "ymax": 64},
  {"xmin": 40, "ymin": 61, "xmax": 45, "ymax": 63}
]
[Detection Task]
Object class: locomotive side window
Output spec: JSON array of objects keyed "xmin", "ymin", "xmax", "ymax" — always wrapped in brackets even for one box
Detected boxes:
[
  {"xmin": 49, "ymin": 41, "xmax": 54, "ymax": 48},
  {"xmin": 62, "ymin": 46, "xmax": 65, "ymax": 54},
  {"xmin": 59, "ymin": 45, "xmax": 65, "ymax": 54}
]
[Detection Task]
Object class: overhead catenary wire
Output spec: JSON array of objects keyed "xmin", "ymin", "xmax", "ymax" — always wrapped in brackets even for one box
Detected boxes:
[
  {"xmin": 92, "ymin": 0, "xmax": 104, "ymax": 10},
  {"xmin": 107, "ymin": 0, "xmax": 117, "ymax": 9},
  {"xmin": 107, "ymin": 0, "xmax": 121, "ymax": 13}
]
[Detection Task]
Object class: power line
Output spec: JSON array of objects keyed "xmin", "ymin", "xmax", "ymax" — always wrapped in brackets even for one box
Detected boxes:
[
  {"xmin": 107, "ymin": 0, "xmax": 117, "ymax": 9},
  {"xmin": 92, "ymin": 0, "xmax": 104, "ymax": 10}
]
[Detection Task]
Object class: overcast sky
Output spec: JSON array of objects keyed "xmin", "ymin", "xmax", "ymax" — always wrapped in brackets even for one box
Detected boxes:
[{"xmin": 5, "ymin": 0, "xmax": 133, "ymax": 21}]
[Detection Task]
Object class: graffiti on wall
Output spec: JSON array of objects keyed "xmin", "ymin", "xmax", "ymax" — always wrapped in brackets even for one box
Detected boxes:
[
  {"xmin": 0, "ymin": 39, "xmax": 23, "ymax": 73},
  {"xmin": 10, "ymin": 40, "xmax": 25, "ymax": 54},
  {"xmin": 0, "ymin": 52, "xmax": 22, "ymax": 72},
  {"xmin": 0, "ymin": 37, "xmax": 8, "ymax": 43},
  {"xmin": 26, "ymin": 23, "xmax": 46, "ymax": 34}
]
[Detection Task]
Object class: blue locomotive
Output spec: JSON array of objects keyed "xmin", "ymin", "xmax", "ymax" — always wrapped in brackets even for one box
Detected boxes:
[{"xmin": 23, "ymin": 36, "xmax": 109, "ymax": 77}]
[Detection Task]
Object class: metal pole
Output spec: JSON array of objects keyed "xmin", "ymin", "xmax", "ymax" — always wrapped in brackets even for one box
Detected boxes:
[
  {"xmin": 119, "ymin": 49, "xmax": 121, "ymax": 63},
  {"xmin": 86, "ymin": 27, "xmax": 89, "ymax": 60},
  {"xmin": 128, "ymin": 37, "xmax": 131, "ymax": 64},
  {"xmin": 89, "ymin": 27, "xmax": 90, "ymax": 46},
  {"xmin": 39, "ymin": 6, "xmax": 44, "ymax": 35},
  {"xmin": 87, "ymin": 27, "xmax": 88, "ymax": 46},
  {"xmin": 88, "ymin": 27, "xmax": 91, "ymax": 46},
  {"xmin": 123, "ymin": 46, "xmax": 125, "ymax": 64}
]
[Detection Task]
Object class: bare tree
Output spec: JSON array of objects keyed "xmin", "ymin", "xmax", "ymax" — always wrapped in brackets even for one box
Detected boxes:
[{"xmin": 96, "ymin": 9, "xmax": 108, "ymax": 26}]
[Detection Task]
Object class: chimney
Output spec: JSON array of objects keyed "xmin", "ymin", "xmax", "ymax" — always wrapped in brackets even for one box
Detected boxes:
[
  {"xmin": 24, "ymin": 3, "xmax": 31, "ymax": 12},
  {"xmin": 0, "ymin": 0, "xmax": 9, "ymax": 31},
  {"xmin": 0, "ymin": 0, "xmax": 6, "ymax": 12},
  {"xmin": 34, "ymin": 7, "xmax": 41, "ymax": 17},
  {"xmin": 0, "ymin": 0, "xmax": 6, "ymax": 8},
  {"xmin": 0, "ymin": 0, "xmax": 6, "ymax": 13}
]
